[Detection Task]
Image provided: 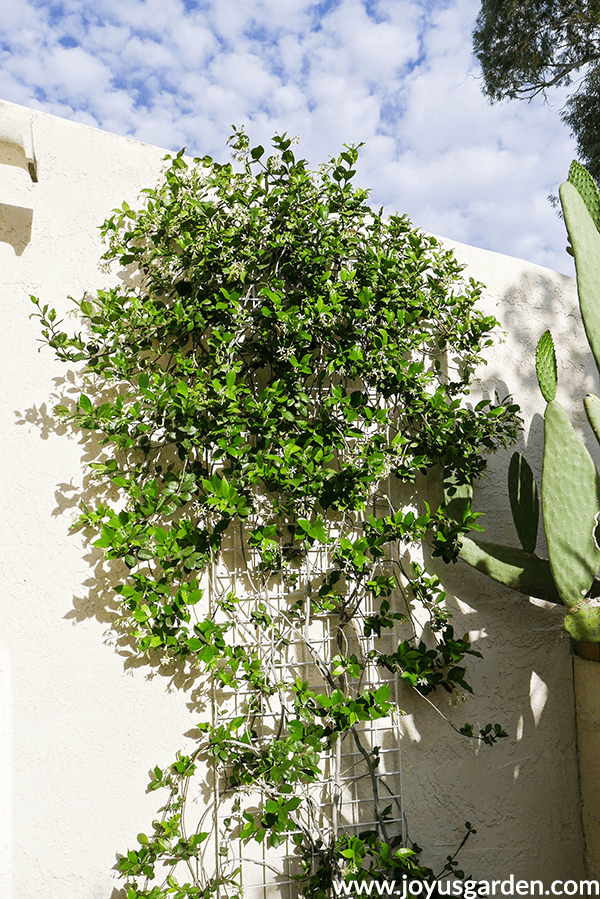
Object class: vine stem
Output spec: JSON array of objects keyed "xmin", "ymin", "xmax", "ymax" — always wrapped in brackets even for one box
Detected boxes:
[
  {"xmin": 410, "ymin": 683, "xmax": 480, "ymax": 742},
  {"xmin": 350, "ymin": 725, "xmax": 391, "ymax": 846}
]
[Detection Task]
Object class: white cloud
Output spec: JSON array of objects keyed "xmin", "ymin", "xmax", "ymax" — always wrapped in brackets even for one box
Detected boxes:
[
  {"xmin": 87, "ymin": 24, "xmax": 132, "ymax": 55},
  {"xmin": 211, "ymin": 50, "xmax": 281, "ymax": 103},
  {"xmin": 0, "ymin": 0, "xmax": 580, "ymax": 274},
  {"xmin": 208, "ymin": 0, "xmax": 312, "ymax": 43},
  {"xmin": 313, "ymin": 0, "xmax": 421, "ymax": 79},
  {"xmin": 49, "ymin": 46, "xmax": 114, "ymax": 98},
  {"xmin": 169, "ymin": 21, "xmax": 218, "ymax": 68},
  {"xmin": 96, "ymin": 0, "xmax": 186, "ymax": 35},
  {"xmin": 121, "ymin": 35, "xmax": 179, "ymax": 72}
]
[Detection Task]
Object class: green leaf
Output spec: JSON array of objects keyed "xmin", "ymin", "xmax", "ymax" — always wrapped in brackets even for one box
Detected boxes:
[
  {"xmin": 308, "ymin": 520, "xmax": 328, "ymax": 542},
  {"xmin": 374, "ymin": 684, "xmax": 390, "ymax": 704},
  {"xmin": 79, "ymin": 394, "xmax": 93, "ymax": 412}
]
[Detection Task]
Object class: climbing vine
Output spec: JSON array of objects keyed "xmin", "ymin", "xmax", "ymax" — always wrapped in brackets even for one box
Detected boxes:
[{"xmin": 33, "ymin": 129, "xmax": 518, "ymax": 898}]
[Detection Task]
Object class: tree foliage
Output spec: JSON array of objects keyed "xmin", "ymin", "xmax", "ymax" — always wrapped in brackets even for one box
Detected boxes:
[
  {"xmin": 32, "ymin": 130, "xmax": 517, "ymax": 898},
  {"xmin": 473, "ymin": 0, "xmax": 600, "ymax": 181}
]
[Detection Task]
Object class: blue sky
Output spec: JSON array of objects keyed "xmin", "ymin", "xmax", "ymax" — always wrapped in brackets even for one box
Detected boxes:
[{"xmin": 0, "ymin": 0, "xmax": 579, "ymax": 274}]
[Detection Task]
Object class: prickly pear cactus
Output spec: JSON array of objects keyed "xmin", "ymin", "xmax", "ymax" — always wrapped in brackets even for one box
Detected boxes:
[
  {"xmin": 560, "ymin": 182, "xmax": 600, "ymax": 376},
  {"xmin": 542, "ymin": 396, "xmax": 600, "ymax": 610},
  {"xmin": 458, "ymin": 535, "xmax": 561, "ymax": 603},
  {"xmin": 455, "ymin": 161, "xmax": 600, "ymax": 642},
  {"xmin": 584, "ymin": 394, "xmax": 600, "ymax": 445},
  {"xmin": 564, "ymin": 600, "xmax": 600, "ymax": 642},
  {"xmin": 535, "ymin": 330, "xmax": 557, "ymax": 403},
  {"xmin": 583, "ymin": 393, "xmax": 600, "ymax": 443},
  {"xmin": 532, "ymin": 180, "xmax": 600, "ymax": 637},
  {"xmin": 568, "ymin": 160, "xmax": 600, "ymax": 234}
]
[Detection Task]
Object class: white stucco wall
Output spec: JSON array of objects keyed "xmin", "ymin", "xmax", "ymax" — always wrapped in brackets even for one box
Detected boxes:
[
  {"xmin": 404, "ymin": 239, "xmax": 587, "ymax": 881},
  {"xmin": 0, "ymin": 98, "xmax": 590, "ymax": 896}
]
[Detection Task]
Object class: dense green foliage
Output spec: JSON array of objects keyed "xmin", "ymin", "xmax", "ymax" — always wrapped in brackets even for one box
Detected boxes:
[
  {"xmin": 33, "ymin": 130, "xmax": 517, "ymax": 897},
  {"xmin": 473, "ymin": 0, "xmax": 600, "ymax": 181}
]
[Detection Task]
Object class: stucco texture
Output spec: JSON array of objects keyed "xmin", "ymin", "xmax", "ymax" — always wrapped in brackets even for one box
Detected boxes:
[{"xmin": 0, "ymin": 99, "xmax": 591, "ymax": 896}]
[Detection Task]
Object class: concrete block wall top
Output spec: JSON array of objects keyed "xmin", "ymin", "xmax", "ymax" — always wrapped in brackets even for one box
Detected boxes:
[{"xmin": 0, "ymin": 103, "xmax": 37, "ymax": 182}]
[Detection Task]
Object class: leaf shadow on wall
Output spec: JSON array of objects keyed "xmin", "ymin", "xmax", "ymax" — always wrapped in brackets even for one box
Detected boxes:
[{"xmin": 15, "ymin": 376, "xmax": 212, "ymax": 717}]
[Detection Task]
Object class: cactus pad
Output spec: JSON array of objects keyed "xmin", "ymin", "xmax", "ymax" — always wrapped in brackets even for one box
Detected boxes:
[
  {"xmin": 458, "ymin": 536, "xmax": 562, "ymax": 603},
  {"xmin": 508, "ymin": 452, "xmax": 539, "ymax": 553},
  {"xmin": 543, "ymin": 399, "xmax": 600, "ymax": 608},
  {"xmin": 443, "ymin": 467, "xmax": 473, "ymax": 524},
  {"xmin": 584, "ymin": 394, "xmax": 600, "ymax": 448},
  {"xmin": 564, "ymin": 600, "xmax": 600, "ymax": 642},
  {"xmin": 568, "ymin": 160, "xmax": 600, "ymax": 233},
  {"xmin": 536, "ymin": 330, "xmax": 557, "ymax": 403},
  {"xmin": 560, "ymin": 181, "xmax": 600, "ymax": 376}
]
